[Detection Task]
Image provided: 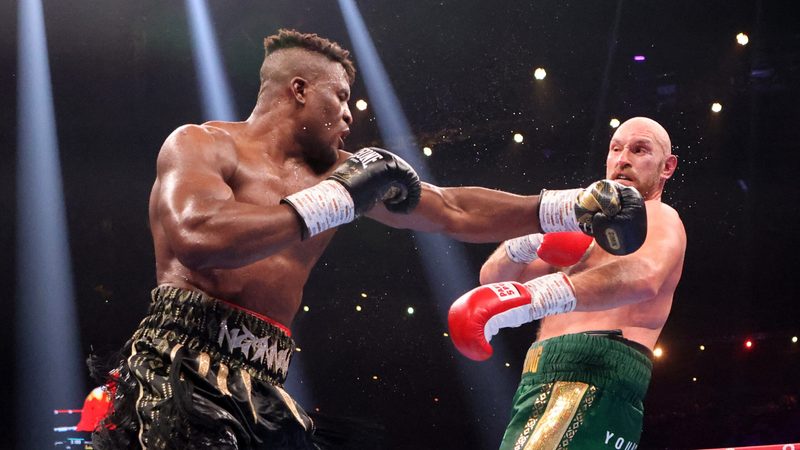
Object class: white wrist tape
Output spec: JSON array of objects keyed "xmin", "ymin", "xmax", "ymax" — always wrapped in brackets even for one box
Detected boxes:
[
  {"xmin": 284, "ymin": 180, "xmax": 355, "ymax": 238},
  {"xmin": 524, "ymin": 273, "xmax": 577, "ymax": 319},
  {"xmin": 539, "ymin": 188, "xmax": 582, "ymax": 233},
  {"xmin": 504, "ymin": 234, "xmax": 544, "ymax": 264}
]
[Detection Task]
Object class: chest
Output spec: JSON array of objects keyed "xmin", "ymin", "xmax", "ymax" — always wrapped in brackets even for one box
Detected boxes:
[{"xmin": 229, "ymin": 158, "xmax": 325, "ymax": 207}]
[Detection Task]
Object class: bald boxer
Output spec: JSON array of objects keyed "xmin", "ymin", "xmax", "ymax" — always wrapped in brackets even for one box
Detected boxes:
[
  {"xmin": 92, "ymin": 30, "xmax": 647, "ymax": 450},
  {"xmin": 449, "ymin": 117, "xmax": 686, "ymax": 449}
]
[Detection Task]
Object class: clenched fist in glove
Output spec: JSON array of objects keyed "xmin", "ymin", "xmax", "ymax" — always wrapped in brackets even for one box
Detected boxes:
[
  {"xmin": 504, "ymin": 232, "xmax": 594, "ymax": 267},
  {"xmin": 282, "ymin": 147, "xmax": 421, "ymax": 239},
  {"xmin": 448, "ymin": 273, "xmax": 577, "ymax": 361},
  {"xmin": 538, "ymin": 180, "xmax": 646, "ymax": 255}
]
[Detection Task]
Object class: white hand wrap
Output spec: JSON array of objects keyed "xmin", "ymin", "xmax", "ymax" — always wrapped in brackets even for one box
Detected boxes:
[
  {"xmin": 284, "ymin": 180, "xmax": 355, "ymax": 238},
  {"xmin": 524, "ymin": 273, "xmax": 577, "ymax": 319},
  {"xmin": 538, "ymin": 188, "xmax": 582, "ymax": 233},
  {"xmin": 504, "ymin": 233, "xmax": 544, "ymax": 264}
]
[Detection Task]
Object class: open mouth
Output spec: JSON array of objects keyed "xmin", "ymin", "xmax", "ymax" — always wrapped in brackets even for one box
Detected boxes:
[
  {"xmin": 338, "ymin": 129, "xmax": 350, "ymax": 149},
  {"xmin": 613, "ymin": 173, "xmax": 633, "ymax": 182}
]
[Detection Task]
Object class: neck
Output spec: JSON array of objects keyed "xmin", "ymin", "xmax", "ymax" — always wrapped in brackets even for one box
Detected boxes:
[
  {"xmin": 242, "ymin": 100, "xmax": 304, "ymax": 162},
  {"xmin": 644, "ymin": 187, "xmax": 664, "ymax": 202}
]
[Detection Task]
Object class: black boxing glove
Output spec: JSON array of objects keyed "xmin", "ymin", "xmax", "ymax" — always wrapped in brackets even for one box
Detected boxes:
[
  {"xmin": 537, "ymin": 180, "xmax": 647, "ymax": 255},
  {"xmin": 328, "ymin": 147, "xmax": 421, "ymax": 214},
  {"xmin": 282, "ymin": 147, "xmax": 422, "ymax": 239},
  {"xmin": 588, "ymin": 183, "xmax": 647, "ymax": 255}
]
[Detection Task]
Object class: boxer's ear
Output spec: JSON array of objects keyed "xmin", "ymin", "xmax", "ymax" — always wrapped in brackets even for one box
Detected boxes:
[
  {"xmin": 662, "ymin": 154, "xmax": 677, "ymax": 181},
  {"xmin": 291, "ymin": 77, "xmax": 308, "ymax": 105}
]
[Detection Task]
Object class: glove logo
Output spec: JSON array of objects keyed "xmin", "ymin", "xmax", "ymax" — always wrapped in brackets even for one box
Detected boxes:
[
  {"xmin": 604, "ymin": 228, "xmax": 621, "ymax": 251},
  {"xmin": 352, "ymin": 148, "xmax": 383, "ymax": 168},
  {"xmin": 488, "ymin": 282, "xmax": 522, "ymax": 301}
]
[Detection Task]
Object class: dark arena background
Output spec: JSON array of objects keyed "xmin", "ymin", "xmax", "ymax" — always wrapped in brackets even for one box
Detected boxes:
[{"xmin": 2, "ymin": 1, "xmax": 800, "ymax": 449}]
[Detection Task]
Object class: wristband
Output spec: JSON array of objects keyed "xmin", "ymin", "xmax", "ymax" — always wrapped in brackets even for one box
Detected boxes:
[
  {"xmin": 538, "ymin": 188, "xmax": 582, "ymax": 233},
  {"xmin": 282, "ymin": 180, "xmax": 355, "ymax": 239},
  {"xmin": 504, "ymin": 234, "xmax": 544, "ymax": 264},
  {"xmin": 524, "ymin": 273, "xmax": 577, "ymax": 319}
]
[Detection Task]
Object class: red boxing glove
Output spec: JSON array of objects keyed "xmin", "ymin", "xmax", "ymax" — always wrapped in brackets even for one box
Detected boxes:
[
  {"xmin": 75, "ymin": 386, "xmax": 113, "ymax": 432},
  {"xmin": 537, "ymin": 232, "xmax": 593, "ymax": 267},
  {"xmin": 447, "ymin": 274, "xmax": 576, "ymax": 361}
]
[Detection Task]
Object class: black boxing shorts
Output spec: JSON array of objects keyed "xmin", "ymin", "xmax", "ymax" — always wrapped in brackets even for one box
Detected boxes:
[{"xmin": 92, "ymin": 285, "xmax": 316, "ymax": 450}]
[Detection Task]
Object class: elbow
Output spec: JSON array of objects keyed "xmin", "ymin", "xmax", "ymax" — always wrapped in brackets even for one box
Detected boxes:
[
  {"xmin": 479, "ymin": 262, "xmax": 498, "ymax": 285},
  {"xmin": 171, "ymin": 233, "xmax": 217, "ymax": 271},
  {"xmin": 634, "ymin": 280, "xmax": 660, "ymax": 301},
  {"xmin": 631, "ymin": 269, "xmax": 662, "ymax": 301},
  {"xmin": 168, "ymin": 216, "xmax": 222, "ymax": 271}
]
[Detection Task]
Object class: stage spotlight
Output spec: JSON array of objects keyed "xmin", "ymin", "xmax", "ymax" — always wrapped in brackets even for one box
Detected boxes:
[
  {"xmin": 186, "ymin": 0, "xmax": 236, "ymax": 120},
  {"xmin": 699, "ymin": 344, "xmax": 705, "ymax": 351},
  {"xmin": 339, "ymin": 1, "xmax": 520, "ymax": 445},
  {"xmin": 633, "ymin": 55, "xmax": 646, "ymax": 62},
  {"xmin": 513, "ymin": 133, "xmax": 524, "ymax": 143},
  {"xmin": 711, "ymin": 102, "xmax": 723, "ymax": 113},
  {"xmin": 423, "ymin": 146, "xmax": 433, "ymax": 156},
  {"xmin": 745, "ymin": 339, "xmax": 753, "ymax": 349},
  {"xmin": 609, "ymin": 118, "xmax": 620, "ymax": 128},
  {"xmin": 653, "ymin": 347, "xmax": 664, "ymax": 358},
  {"xmin": 736, "ymin": 32, "xmax": 749, "ymax": 46},
  {"xmin": 356, "ymin": 99, "xmax": 368, "ymax": 111},
  {"xmin": 533, "ymin": 67, "xmax": 547, "ymax": 80},
  {"xmin": 17, "ymin": 1, "xmax": 84, "ymax": 447},
  {"xmin": 793, "ymin": 336, "xmax": 798, "ymax": 344}
]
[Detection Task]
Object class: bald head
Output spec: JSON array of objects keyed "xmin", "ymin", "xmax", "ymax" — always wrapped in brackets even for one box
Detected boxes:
[
  {"xmin": 614, "ymin": 117, "xmax": 672, "ymax": 157},
  {"xmin": 606, "ymin": 117, "xmax": 677, "ymax": 201}
]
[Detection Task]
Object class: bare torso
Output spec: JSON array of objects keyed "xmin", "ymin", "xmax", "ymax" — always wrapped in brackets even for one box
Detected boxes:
[
  {"xmin": 149, "ymin": 121, "xmax": 345, "ymax": 327},
  {"xmin": 536, "ymin": 201, "xmax": 686, "ymax": 350}
]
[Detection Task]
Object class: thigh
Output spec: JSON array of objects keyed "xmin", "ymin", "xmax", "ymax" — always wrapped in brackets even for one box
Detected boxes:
[
  {"xmin": 500, "ymin": 380, "xmax": 642, "ymax": 450},
  {"xmin": 128, "ymin": 341, "xmax": 243, "ymax": 450}
]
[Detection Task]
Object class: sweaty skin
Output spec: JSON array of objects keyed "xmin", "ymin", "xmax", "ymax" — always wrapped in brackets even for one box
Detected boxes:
[
  {"xmin": 480, "ymin": 117, "xmax": 686, "ymax": 350},
  {"xmin": 150, "ymin": 50, "xmax": 543, "ymax": 328}
]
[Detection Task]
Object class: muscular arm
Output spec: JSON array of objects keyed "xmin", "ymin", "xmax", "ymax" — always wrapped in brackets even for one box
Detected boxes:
[
  {"xmin": 366, "ymin": 182, "xmax": 541, "ymax": 243},
  {"xmin": 154, "ymin": 125, "xmax": 302, "ymax": 270},
  {"xmin": 571, "ymin": 203, "xmax": 686, "ymax": 311}
]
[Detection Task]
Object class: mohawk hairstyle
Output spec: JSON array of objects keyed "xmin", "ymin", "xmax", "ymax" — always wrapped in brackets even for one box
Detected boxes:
[{"xmin": 263, "ymin": 29, "xmax": 356, "ymax": 83}]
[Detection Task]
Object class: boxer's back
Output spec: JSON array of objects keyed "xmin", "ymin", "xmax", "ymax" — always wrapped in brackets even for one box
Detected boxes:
[{"xmin": 149, "ymin": 121, "xmax": 342, "ymax": 327}]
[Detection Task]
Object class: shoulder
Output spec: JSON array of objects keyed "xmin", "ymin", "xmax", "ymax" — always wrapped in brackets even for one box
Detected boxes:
[
  {"xmin": 648, "ymin": 201, "xmax": 683, "ymax": 225},
  {"xmin": 646, "ymin": 201, "xmax": 686, "ymax": 245},
  {"xmin": 158, "ymin": 123, "xmax": 239, "ymax": 176},
  {"xmin": 162, "ymin": 123, "xmax": 236, "ymax": 154}
]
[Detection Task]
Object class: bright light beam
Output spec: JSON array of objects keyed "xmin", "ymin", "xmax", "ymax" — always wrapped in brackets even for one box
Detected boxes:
[
  {"xmin": 16, "ymin": 0, "xmax": 83, "ymax": 448},
  {"xmin": 186, "ymin": 0, "xmax": 237, "ymax": 121},
  {"xmin": 338, "ymin": 1, "xmax": 518, "ymax": 446}
]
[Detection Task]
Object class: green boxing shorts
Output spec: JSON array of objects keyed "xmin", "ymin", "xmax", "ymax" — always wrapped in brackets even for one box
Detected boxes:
[{"xmin": 500, "ymin": 331, "xmax": 653, "ymax": 450}]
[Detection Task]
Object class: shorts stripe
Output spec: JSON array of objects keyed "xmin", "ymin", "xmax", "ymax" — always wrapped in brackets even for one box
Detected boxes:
[{"xmin": 522, "ymin": 381, "xmax": 589, "ymax": 450}]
